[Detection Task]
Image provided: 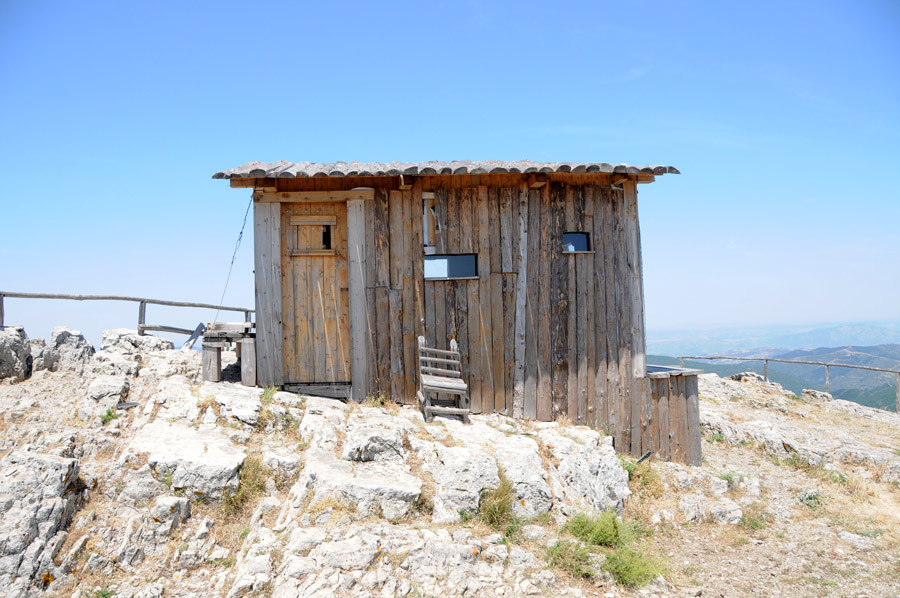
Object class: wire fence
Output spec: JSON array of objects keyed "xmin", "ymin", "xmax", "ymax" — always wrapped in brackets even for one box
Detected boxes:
[{"xmin": 677, "ymin": 355, "xmax": 900, "ymax": 412}]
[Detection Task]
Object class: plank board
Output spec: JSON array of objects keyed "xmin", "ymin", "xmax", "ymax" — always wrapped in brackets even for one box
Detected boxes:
[
  {"xmin": 512, "ymin": 183, "xmax": 530, "ymax": 419},
  {"xmin": 253, "ymin": 201, "xmax": 284, "ymax": 386}
]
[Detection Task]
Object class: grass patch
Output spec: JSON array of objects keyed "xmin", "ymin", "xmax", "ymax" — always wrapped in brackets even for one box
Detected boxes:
[
  {"xmin": 565, "ymin": 512, "xmax": 627, "ymax": 547},
  {"xmin": 87, "ymin": 591, "xmax": 113, "ymax": 598},
  {"xmin": 99, "ymin": 407, "xmax": 117, "ymax": 425},
  {"xmin": 260, "ymin": 386, "xmax": 276, "ymax": 404},
  {"xmin": 603, "ymin": 546, "xmax": 666, "ymax": 587},
  {"xmin": 546, "ymin": 540, "xmax": 594, "ymax": 579},
  {"xmin": 221, "ymin": 456, "xmax": 269, "ymax": 519},
  {"xmin": 738, "ymin": 502, "xmax": 772, "ymax": 532},
  {"xmin": 706, "ymin": 432, "xmax": 725, "ymax": 443}
]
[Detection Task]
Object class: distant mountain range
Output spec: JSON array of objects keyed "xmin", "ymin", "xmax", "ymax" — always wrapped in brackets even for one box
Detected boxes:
[
  {"xmin": 647, "ymin": 321, "xmax": 900, "ymax": 357},
  {"xmin": 648, "ymin": 342, "xmax": 899, "ymax": 412}
]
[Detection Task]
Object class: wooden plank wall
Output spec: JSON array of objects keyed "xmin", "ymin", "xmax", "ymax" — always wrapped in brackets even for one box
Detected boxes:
[
  {"xmin": 251, "ymin": 174, "xmax": 702, "ymax": 461},
  {"xmin": 646, "ymin": 373, "xmax": 702, "ymax": 465},
  {"xmin": 357, "ymin": 176, "xmax": 649, "ymax": 434}
]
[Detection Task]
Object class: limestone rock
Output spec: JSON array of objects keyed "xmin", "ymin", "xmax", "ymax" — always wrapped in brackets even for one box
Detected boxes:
[
  {"xmin": 0, "ymin": 449, "xmax": 83, "ymax": 592},
  {"xmin": 295, "ymin": 448, "xmax": 421, "ymax": 520},
  {"xmin": 341, "ymin": 425, "xmax": 404, "ymax": 462},
  {"xmin": 101, "ymin": 328, "xmax": 174, "ymax": 354},
  {"xmin": 127, "ymin": 420, "xmax": 246, "ymax": 499},
  {"xmin": 150, "ymin": 496, "xmax": 191, "ymax": 529},
  {"xmin": 428, "ymin": 445, "xmax": 500, "ymax": 524},
  {"xmin": 802, "ymin": 388, "xmax": 833, "ymax": 402},
  {"xmin": 0, "ymin": 326, "xmax": 30, "ymax": 382},
  {"xmin": 199, "ymin": 382, "xmax": 262, "ymax": 427},
  {"xmin": 44, "ymin": 327, "xmax": 94, "ymax": 373},
  {"xmin": 87, "ymin": 375, "xmax": 130, "ymax": 407}
]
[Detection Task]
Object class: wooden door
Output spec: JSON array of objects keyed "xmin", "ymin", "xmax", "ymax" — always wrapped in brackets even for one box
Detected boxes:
[{"xmin": 281, "ymin": 202, "xmax": 351, "ymax": 384}]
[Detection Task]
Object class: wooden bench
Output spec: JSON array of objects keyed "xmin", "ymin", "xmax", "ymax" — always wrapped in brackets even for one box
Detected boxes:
[
  {"xmin": 201, "ymin": 322, "xmax": 256, "ymax": 386},
  {"xmin": 416, "ymin": 336, "xmax": 471, "ymax": 423}
]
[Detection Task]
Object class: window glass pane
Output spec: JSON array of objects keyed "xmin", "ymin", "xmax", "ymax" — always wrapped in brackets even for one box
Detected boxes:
[
  {"xmin": 424, "ymin": 254, "xmax": 477, "ymax": 280},
  {"xmin": 562, "ymin": 232, "xmax": 590, "ymax": 252}
]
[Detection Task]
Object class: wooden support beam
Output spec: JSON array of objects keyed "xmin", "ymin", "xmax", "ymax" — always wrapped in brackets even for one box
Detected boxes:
[
  {"xmin": 254, "ymin": 190, "xmax": 375, "ymax": 203},
  {"xmin": 512, "ymin": 183, "xmax": 529, "ymax": 418},
  {"xmin": 527, "ymin": 173, "xmax": 548, "ymax": 189},
  {"xmin": 202, "ymin": 344, "xmax": 222, "ymax": 382},
  {"xmin": 398, "ymin": 174, "xmax": 415, "ymax": 190},
  {"xmin": 240, "ymin": 337, "xmax": 257, "ymax": 387},
  {"xmin": 347, "ymin": 198, "xmax": 369, "ymax": 401},
  {"xmin": 230, "ymin": 177, "xmax": 277, "ymax": 188}
]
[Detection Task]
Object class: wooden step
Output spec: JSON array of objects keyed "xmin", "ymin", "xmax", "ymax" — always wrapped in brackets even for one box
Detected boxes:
[{"xmin": 425, "ymin": 406, "xmax": 471, "ymax": 416}]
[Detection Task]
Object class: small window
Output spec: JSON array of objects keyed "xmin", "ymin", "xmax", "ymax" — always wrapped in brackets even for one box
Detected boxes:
[
  {"xmin": 424, "ymin": 254, "xmax": 478, "ymax": 280},
  {"xmin": 289, "ymin": 216, "xmax": 338, "ymax": 255},
  {"xmin": 562, "ymin": 232, "xmax": 590, "ymax": 253}
]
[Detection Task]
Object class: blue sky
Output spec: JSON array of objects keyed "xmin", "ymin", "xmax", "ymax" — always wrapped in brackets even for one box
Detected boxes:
[{"xmin": 1, "ymin": 0, "xmax": 898, "ymax": 346}]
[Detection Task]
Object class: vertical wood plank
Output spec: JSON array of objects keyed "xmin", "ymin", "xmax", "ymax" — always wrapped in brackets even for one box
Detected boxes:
[
  {"xmin": 401, "ymin": 187, "xmax": 417, "ymax": 403},
  {"xmin": 659, "ymin": 378, "xmax": 671, "ymax": 461},
  {"xmin": 592, "ymin": 187, "xmax": 608, "ymax": 432},
  {"xmin": 565, "ymin": 186, "xmax": 578, "ymax": 421},
  {"xmin": 347, "ymin": 199, "xmax": 368, "ymax": 400},
  {"xmin": 685, "ymin": 375, "xmax": 702, "ymax": 465},
  {"xmin": 602, "ymin": 188, "xmax": 620, "ymax": 446},
  {"xmin": 477, "ymin": 186, "xmax": 495, "ymax": 413},
  {"xmin": 512, "ymin": 182, "xmax": 530, "ymax": 419},
  {"xmin": 624, "ymin": 180, "xmax": 646, "ymax": 378},
  {"xmin": 255, "ymin": 200, "xmax": 283, "ymax": 387},
  {"xmin": 374, "ymin": 189, "xmax": 391, "ymax": 396},
  {"xmin": 550, "ymin": 182, "xmax": 568, "ymax": 420},
  {"xmin": 582, "ymin": 189, "xmax": 596, "ymax": 428},
  {"xmin": 489, "ymin": 187, "xmax": 505, "ymax": 414},
  {"xmin": 433, "ymin": 188, "xmax": 447, "ymax": 349},
  {"xmin": 388, "ymin": 190, "xmax": 404, "ymax": 400},
  {"xmin": 523, "ymin": 188, "xmax": 541, "ymax": 420},
  {"xmin": 537, "ymin": 183, "xmax": 552, "ymax": 421},
  {"xmin": 500, "ymin": 187, "xmax": 514, "ymax": 273}
]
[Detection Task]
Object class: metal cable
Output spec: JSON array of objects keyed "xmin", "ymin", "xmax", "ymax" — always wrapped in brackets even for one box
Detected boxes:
[{"xmin": 214, "ymin": 195, "xmax": 253, "ymax": 321}]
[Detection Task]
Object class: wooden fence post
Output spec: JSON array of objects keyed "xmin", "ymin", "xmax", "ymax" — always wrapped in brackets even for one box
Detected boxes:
[
  {"xmin": 896, "ymin": 372, "xmax": 900, "ymax": 413},
  {"xmin": 0, "ymin": 294, "xmax": 4, "ymax": 327},
  {"xmin": 825, "ymin": 365, "xmax": 830, "ymax": 394},
  {"xmin": 764, "ymin": 359, "xmax": 768, "ymax": 382},
  {"xmin": 137, "ymin": 301, "xmax": 146, "ymax": 335}
]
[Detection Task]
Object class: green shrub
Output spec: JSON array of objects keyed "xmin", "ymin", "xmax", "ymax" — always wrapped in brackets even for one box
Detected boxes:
[
  {"xmin": 797, "ymin": 488, "xmax": 825, "ymax": 509},
  {"xmin": 706, "ymin": 432, "xmax": 725, "ymax": 444},
  {"xmin": 547, "ymin": 540, "xmax": 594, "ymax": 578},
  {"xmin": 603, "ymin": 546, "xmax": 666, "ymax": 587},
  {"xmin": 480, "ymin": 474, "xmax": 515, "ymax": 530},
  {"xmin": 565, "ymin": 512, "xmax": 622, "ymax": 546},
  {"xmin": 100, "ymin": 407, "xmax": 117, "ymax": 425}
]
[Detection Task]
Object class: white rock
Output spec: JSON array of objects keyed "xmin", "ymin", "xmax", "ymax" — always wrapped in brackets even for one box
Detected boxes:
[
  {"xmin": 0, "ymin": 327, "xmax": 31, "ymax": 382},
  {"xmin": 341, "ymin": 425, "xmax": 404, "ymax": 462},
  {"xmin": 309, "ymin": 538, "xmax": 378, "ymax": 570},
  {"xmin": 428, "ymin": 445, "xmax": 499, "ymax": 524},
  {"xmin": 707, "ymin": 498, "xmax": 742, "ymax": 524},
  {"xmin": 44, "ymin": 327, "xmax": 94, "ymax": 373},
  {"xmin": 150, "ymin": 496, "xmax": 191, "ymax": 531},
  {"xmin": 127, "ymin": 420, "xmax": 246, "ymax": 498},
  {"xmin": 838, "ymin": 530, "xmax": 875, "ymax": 551},
  {"xmin": 87, "ymin": 375, "xmax": 129, "ymax": 404},
  {"xmin": 298, "ymin": 449, "xmax": 421, "ymax": 520},
  {"xmin": 101, "ymin": 328, "xmax": 174, "ymax": 354},
  {"xmin": 200, "ymin": 382, "xmax": 262, "ymax": 426}
]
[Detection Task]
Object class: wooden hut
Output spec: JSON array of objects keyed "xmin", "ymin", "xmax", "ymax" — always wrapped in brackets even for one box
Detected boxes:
[{"xmin": 213, "ymin": 159, "xmax": 701, "ymax": 463}]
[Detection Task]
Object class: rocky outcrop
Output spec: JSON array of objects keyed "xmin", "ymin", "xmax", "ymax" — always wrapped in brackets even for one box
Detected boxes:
[
  {"xmin": 0, "ymin": 326, "xmax": 31, "ymax": 382},
  {"xmin": 0, "ymin": 449, "xmax": 86, "ymax": 598},
  {"xmin": 126, "ymin": 421, "xmax": 247, "ymax": 499}
]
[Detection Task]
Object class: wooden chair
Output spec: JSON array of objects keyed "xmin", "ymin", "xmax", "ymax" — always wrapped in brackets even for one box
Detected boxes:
[{"xmin": 416, "ymin": 336, "xmax": 471, "ymax": 423}]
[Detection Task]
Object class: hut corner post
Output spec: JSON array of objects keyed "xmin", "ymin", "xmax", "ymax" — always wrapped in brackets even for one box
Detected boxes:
[
  {"xmin": 347, "ymin": 198, "xmax": 370, "ymax": 401},
  {"xmin": 253, "ymin": 199, "xmax": 284, "ymax": 387}
]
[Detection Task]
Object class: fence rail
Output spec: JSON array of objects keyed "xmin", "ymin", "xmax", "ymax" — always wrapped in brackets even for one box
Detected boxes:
[
  {"xmin": 677, "ymin": 354, "xmax": 900, "ymax": 412},
  {"xmin": 0, "ymin": 291, "xmax": 253, "ymax": 341}
]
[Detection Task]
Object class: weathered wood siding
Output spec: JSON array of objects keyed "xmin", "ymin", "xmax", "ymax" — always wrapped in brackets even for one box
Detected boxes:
[
  {"xmin": 646, "ymin": 371, "xmax": 702, "ymax": 465},
  {"xmin": 251, "ymin": 173, "xmax": 684, "ymax": 458}
]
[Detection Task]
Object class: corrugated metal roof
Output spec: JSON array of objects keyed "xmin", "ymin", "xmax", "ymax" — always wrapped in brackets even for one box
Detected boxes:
[{"xmin": 212, "ymin": 160, "xmax": 680, "ymax": 179}]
